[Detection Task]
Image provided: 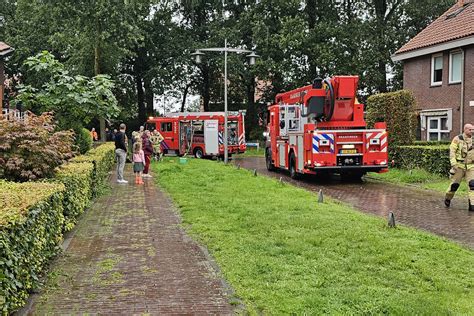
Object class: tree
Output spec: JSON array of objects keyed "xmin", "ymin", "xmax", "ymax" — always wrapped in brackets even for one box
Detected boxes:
[
  {"xmin": 15, "ymin": 52, "xmax": 119, "ymax": 130},
  {"xmin": 2, "ymin": 0, "xmax": 457, "ymax": 137}
]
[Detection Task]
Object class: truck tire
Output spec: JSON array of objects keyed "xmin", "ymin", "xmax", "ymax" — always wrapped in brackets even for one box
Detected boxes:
[
  {"xmin": 194, "ymin": 147, "xmax": 204, "ymax": 159},
  {"xmin": 289, "ymin": 152, "xmax": 300, "ymax": 179},
  {"xmin": 265, "ymin": 148, "xmax": 275, "ymax": 171}
]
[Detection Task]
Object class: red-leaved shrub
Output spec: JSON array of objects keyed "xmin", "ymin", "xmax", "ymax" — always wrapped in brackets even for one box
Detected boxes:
[{"xmin": 0, "ymin": 112, "xmax": 75, "ymax": 181}]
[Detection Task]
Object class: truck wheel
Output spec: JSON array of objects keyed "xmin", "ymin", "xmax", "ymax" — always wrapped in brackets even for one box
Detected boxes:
[
  {"xmin": 289, "ymin": 152, "xmax": 299, "ymax": 179},
  {"xmin": 194, "ymin": 147, "xmax": 204, "ymax": 159},
  {"xmin": 265, "ymin": 148, "xmax": 275, "ymax": 171}
]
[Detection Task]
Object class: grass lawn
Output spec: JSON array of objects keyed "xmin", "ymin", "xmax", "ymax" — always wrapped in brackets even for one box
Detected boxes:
[
  {"xmin": 152, "ymin": 159, "xmax": 473, "ymax": 314},
  {"xmin": 235, "ymin": 147, "xmax": 265, "ymax": 157},
  {"xmin": 367, "ymin": 168, "xmax": 468, "ymax": 196}
]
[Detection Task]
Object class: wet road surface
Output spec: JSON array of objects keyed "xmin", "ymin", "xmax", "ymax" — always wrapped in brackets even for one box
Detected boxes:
[{"xmin": 235, "ymin": 157, "xmax": 474, "ymax": 249}]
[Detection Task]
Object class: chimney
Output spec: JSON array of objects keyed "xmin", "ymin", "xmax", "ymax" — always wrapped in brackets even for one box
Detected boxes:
[{"xmin": 459, "ymin": 0, "xmax": 464, "ymax": 7}]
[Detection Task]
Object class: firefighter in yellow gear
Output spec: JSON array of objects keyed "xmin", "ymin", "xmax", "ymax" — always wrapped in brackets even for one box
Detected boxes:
[
  {"xmin": 150, "ymin": 130, "xmax": 164, "ymax": 161},
  {"xmin": 445, "ymin": 123, "xmax": 474, "ymax": 211}
]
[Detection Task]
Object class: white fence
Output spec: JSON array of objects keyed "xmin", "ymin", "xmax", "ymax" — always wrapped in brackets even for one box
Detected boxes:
[{"xmin": 1, "ymin": 108, "xmax": 27, "ymax": 121}]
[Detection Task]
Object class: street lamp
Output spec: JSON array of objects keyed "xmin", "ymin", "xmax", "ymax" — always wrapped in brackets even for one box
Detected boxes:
[{"xmin": 192, "ymin": 39, "xmax": 259, "ymax": 164}]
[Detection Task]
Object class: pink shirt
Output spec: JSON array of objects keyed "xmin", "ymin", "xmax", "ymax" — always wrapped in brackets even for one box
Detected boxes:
[{"xmin": 133, "ymin": 150, "xmax": 145, "ymax": 163}]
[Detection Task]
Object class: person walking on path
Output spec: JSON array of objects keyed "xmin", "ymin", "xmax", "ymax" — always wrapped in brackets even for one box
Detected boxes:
[
  {"xmin": 142, "ymin": 130, "xmax": 154, "ymax": 178},
  {"xmin": 115, "ymin": 123, "xmax": 128, "ymax": 184},
  {"xmin": 445, "ymin": 123, "xmax": 474, "ymax": 211},
  {"xmin": 132, "ymin": 141, "xmax": 145, "ymax": 184}
]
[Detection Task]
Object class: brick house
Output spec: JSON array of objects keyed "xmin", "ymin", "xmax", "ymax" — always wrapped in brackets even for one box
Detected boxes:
[
  {"xmin": 0, "ymin": 42, "xmax": 14, "ymax": 115},
  {"xmin": 392, "ymin": 0, "xmax": 474, "ymax": 141}
]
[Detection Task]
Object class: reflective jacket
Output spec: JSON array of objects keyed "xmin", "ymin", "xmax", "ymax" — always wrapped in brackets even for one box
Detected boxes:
[{"xmin": 450, "ymin": 133, "xmax": 474, "ymax": 168}]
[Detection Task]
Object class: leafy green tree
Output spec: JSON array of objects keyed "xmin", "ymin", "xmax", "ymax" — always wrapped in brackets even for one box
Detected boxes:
[
  {"xmin": 1, "ymin": 0, "xmax": 458, "ymax": 136},
  {"xmin": 15, "ymin": 51, "xmax": 119, "ymax": 130}
]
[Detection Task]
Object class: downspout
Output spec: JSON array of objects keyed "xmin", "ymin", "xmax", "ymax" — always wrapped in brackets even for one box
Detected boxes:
[{"xmin": 460, "ymin": 48, "xmax": 465, "ymax": 132}]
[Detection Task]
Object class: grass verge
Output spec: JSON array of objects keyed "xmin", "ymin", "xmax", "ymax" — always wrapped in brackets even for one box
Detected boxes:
[
  {"xmin": 152, "ymin": 159, "xmax": 473, "ymax": 314},
  {"xmin": 368, "ymin": 168, "xmax": 467, "ymax": 196},
  {"xmin": 235, "ymin": 147, "xmax": 265, "ymax": 157}
]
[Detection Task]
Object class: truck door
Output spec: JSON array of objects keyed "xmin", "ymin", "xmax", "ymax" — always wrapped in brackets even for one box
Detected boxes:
[
  {"xmin": 159, "ymin": 120, "xmax": 176, "ymax": 153},
  {"xmin": 204, "ymin": 120, "xmax": 219, "ymax": 155}
]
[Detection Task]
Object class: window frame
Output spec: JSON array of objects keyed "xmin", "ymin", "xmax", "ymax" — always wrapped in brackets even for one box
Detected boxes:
[
  {"xmin": 426, "ymin": 116, "xmax": 450, "ymax": 141},
  {"xmin": 161, "ymin": 122, "xmax": 173, "ymax": 132},
  {"xmin": 431, "ymin": 53, "xmax": 443, "ymax": 86},
  {"xmin": 449, "ymin": 50, "xmax": 463, "ymax": 84}
]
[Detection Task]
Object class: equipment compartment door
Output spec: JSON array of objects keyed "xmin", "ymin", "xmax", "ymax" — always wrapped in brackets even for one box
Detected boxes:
[
  {"xmin": 279, "ymin": 143, "xmax": 286, "ymax": 167},
  {"xmin": 179, "ymin": 121, "xmax": 191, "ymax": 155},
  {"xmin": 204, "ymin": 120, "xmax": 219, "ymax": 155}
]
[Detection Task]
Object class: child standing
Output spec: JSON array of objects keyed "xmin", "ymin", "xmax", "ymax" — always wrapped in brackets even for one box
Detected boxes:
[{"xmin": 132, "ymin": 142, "xmax": 145, "ymax": 184}]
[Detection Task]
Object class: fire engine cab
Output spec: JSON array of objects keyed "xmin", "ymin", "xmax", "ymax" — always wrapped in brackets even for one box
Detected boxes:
[
  {"xmin": 146, "ymin": 111, "xmax": 246, "ymax": 158},
  {"xmin": 265, "ymin": 76, "xmax": 388, "ymax": 179}
]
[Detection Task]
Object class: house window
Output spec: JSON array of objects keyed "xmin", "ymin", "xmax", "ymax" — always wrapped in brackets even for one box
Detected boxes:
[
  {"xmin": 431, "ymin": 54, "xmax": 443, "ymax": 86},
  {"xmin": 420, "ymin": 109, "xmax": 452, "ymax": 141},
  {"xmin": 427, "ymin": 116, "xmax": 450, "ymax": 141},
  {"xmin": 449, "ymin": 51, "xmax": 462, "ymax": 83}
]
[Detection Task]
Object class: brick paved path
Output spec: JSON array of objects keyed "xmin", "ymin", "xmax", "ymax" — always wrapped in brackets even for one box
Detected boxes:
[
  {"xmin": 236, "ymin": 157, "xmax": 474, "ymax": 249},
  {"xmin": 25, "ymin": 166, "xmax": 234, "ymax": 315}
]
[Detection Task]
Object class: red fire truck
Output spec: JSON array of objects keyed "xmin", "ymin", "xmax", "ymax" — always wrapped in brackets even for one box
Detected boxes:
[
  {"xmin": 265, "ymin": 76, "xmax": 388, "ymax": 179},
  {"xmin": 146, "ymin": 111, "xmax": 246, "ymax": 158}
]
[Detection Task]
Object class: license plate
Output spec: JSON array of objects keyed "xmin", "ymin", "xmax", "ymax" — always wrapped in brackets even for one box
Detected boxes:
[{"xmin": 341, "ymin": 149, "xmax": 357, "ymax": 154}]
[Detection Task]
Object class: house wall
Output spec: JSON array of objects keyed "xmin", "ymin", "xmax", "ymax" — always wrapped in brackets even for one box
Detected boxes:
[
  {"xmin": 0, "ymin": 61, "xmax": 4, "ymax": 110},
  {"xmin": 403, "ymin": 44, "xmax": 474, "ymax": 140}
]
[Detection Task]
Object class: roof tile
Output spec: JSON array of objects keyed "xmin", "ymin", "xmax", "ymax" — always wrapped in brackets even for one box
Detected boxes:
[
  {"xmin": 0, "ymin": 42, "xmax": 11, "ymax": 52},
  {"xmin": 395, "ymin": 1, "xmax": 474, "ymax": 54}
]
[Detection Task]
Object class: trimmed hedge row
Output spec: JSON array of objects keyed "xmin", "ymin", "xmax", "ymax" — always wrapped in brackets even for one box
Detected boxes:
[
  {"xmin": 0, "ymin": 143, "xmax": 115, "ymax": 314},
  {"xmin": 55, "ymin": 162, "xmax": 94, "ymax": 232},
  {"xmin": 0, "ymin": 181, "xmax": 65, "ymax": 313},
  {"xmin": 392, "ymin": 144, "xmax": 450, "ymax": 176},
  {"xmin": 366, "ymin": 90, "xmax": 417, "ymax": 156},
  {"xmin": 70, "ymin": 143, "xmax": 115, "ymax": 197}
]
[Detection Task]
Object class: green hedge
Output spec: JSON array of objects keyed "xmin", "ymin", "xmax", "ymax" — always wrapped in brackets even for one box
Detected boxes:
[
  {"xmin": 0, "ymin": 143, "xmax": 116, "ymax": 314},
  {"xmin": 366, "ymin": 90, "xmax": 417, "ymax": 156},
  {"xmin": 0, "ymin": 181, "xmax": 65, "ymax": 313},
  {"xmin": 74, "ymin": 127, "xmax": 93, "ymax": 154},
  {"xmin": 414, "ymin": 140, "xmax": 450, "ymax": 146},
  {"xmin": 392, "ymin": 145, "xmax": 450, "ymax": 176},
  {"xmin": 55, "ymin": 162, "xmax": 94, "ymax": 232},
  {"xmin": 70, "ymin": 143, "xmax": 115, "ymax": 196}
]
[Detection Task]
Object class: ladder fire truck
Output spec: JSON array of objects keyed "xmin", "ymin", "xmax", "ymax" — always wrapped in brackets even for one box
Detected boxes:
[
  {"xmin": 146, "ymin": 111, "xmax": 246, "ymax": 158},
  {"xmin": 265, "ymin": 76, "xmax": 388, "ymax": 179}
]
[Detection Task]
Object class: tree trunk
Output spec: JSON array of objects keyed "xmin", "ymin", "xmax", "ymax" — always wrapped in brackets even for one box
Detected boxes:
[
  {"xmin": 202, "ymin": 65, "xmax": 210, "ymax": 112},
  {"xmin": 134, "ymin": 45, "xmax": 147, "ymax": 123},
  {"xmin": 135, "ymin": 74, "xmax": 146, "ymax": 124},
  {"xmin": 143, "ymin": 76, "xmax": 154, "ymax": 117},
  {"xmin": 245, "ymin": 76, "xmax": 256, "ymax": 138},
  {"xmin": 95, "ymin": 15, "xmax": 107, "ymax": 142},
  {"xmin": 374, "ymin": 0, "xmax": 388, "ymax": 92},
  {"xmin": 180, "ymin": 84, "xmax": 190, "ymax": 112},
  {"xmin": 305, "ymin": 0, "xmax": 317, "ymax": 29}
]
